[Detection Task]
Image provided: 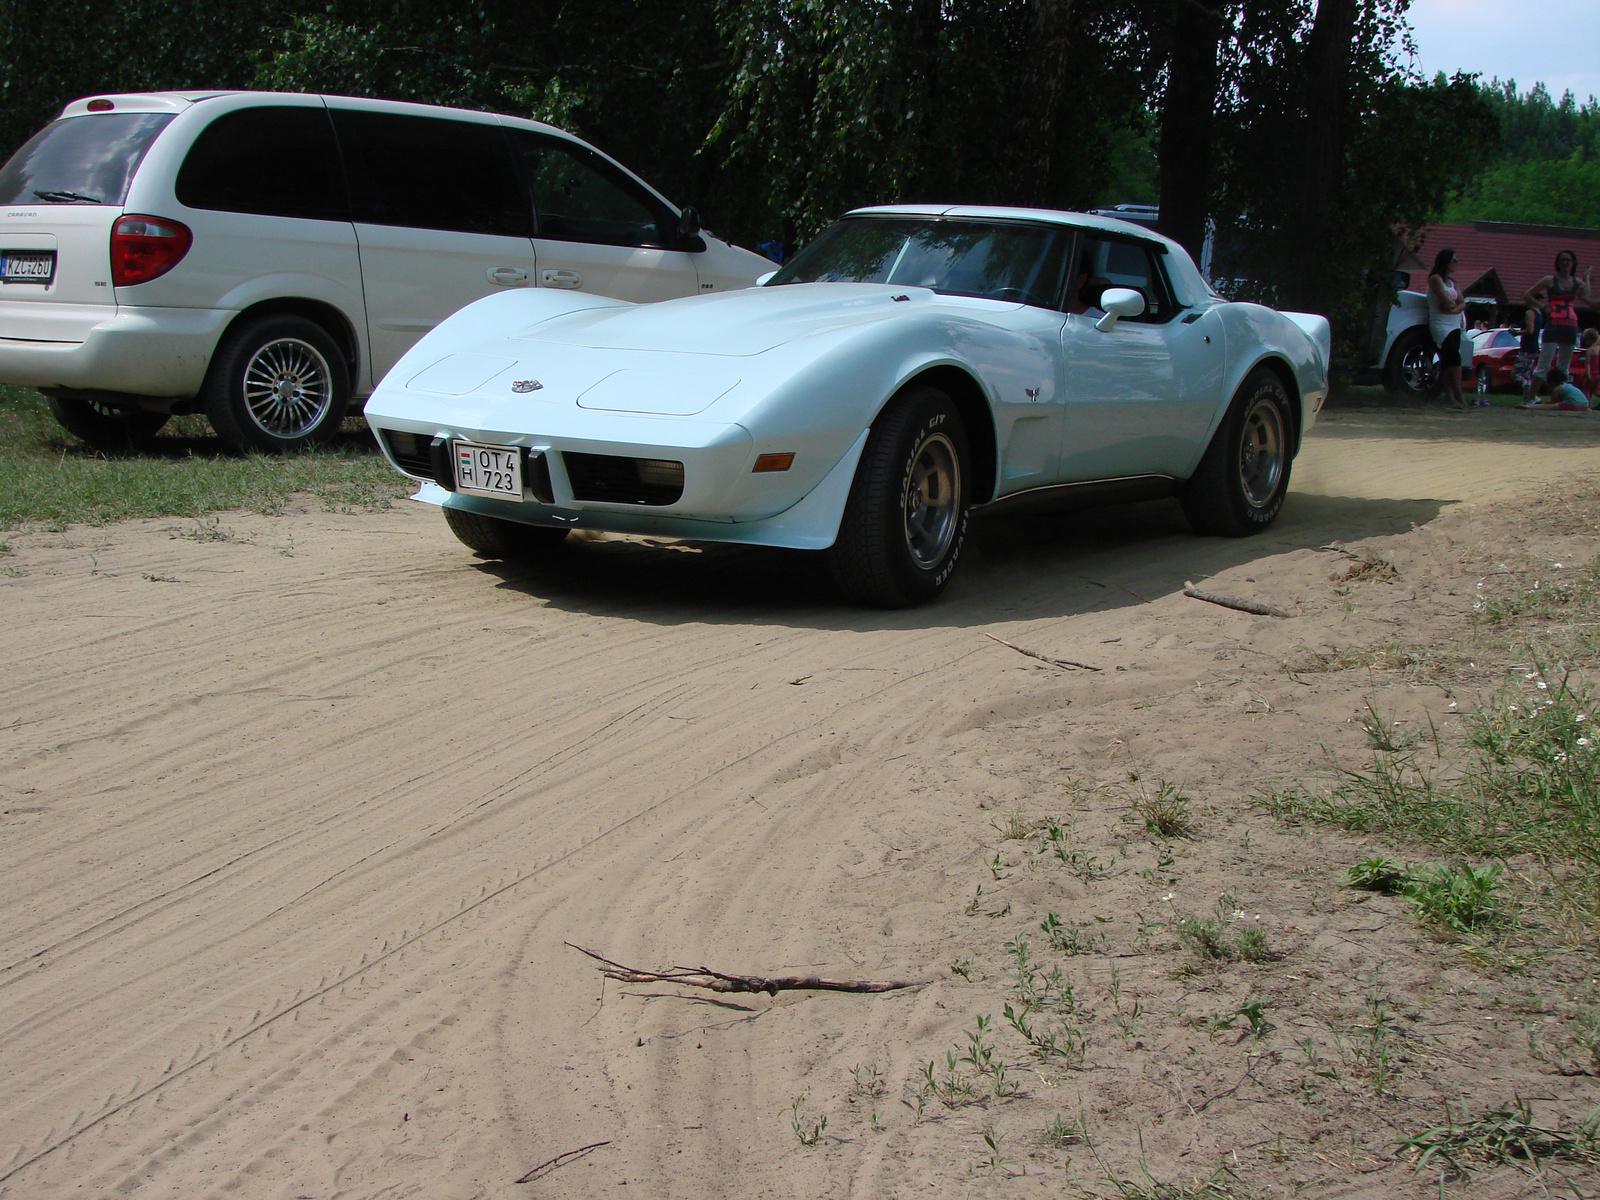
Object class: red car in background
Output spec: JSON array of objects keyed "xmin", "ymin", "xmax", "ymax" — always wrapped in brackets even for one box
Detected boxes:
[{"xmin": 1473, "ymin": 327, "xmax": 1590, "ymax": 394}]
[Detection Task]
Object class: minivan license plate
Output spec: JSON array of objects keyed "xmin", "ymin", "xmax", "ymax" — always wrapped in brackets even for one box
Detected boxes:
[
  {"xmin": 454, "ymin": 440, "xmax": 523, "ymax": 499},
  {"xmin": 1, "ymin": 252, "xmax": 55, "ymax": 284}
]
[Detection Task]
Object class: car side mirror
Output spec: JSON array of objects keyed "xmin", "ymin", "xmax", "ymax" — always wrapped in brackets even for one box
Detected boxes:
[
  {"xmin": 677, "ymin": 206, "xmax": 705, "ymax": 251},
  {"xmin": 756, "ymin": 271, "xmax": 776, "ymax": 286},
  {"xmin": 1094, "ymin": 287, "xmax": 1146, "ymax": 332}
]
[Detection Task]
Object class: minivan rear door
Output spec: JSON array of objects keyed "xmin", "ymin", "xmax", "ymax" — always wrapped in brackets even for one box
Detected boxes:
[
  {"xmin": 330, "ymin": 105, "xmax": 540, "ymax": 385},
  {"xmin": 0, "ymin": 108, "xmax": 174, "ymax": 342}
]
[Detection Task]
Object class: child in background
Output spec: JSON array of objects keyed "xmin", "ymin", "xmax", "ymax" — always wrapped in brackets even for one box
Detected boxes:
[
  {"xmin": 1515, "ymin": 303, "xmax": 1544, "ymax": 403},
  {"xmin": 1525, "ymin": 366, "xmax": 1590, "ymax": 412}
]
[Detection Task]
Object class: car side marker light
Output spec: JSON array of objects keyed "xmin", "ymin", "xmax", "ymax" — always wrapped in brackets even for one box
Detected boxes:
[{"xmin": 752, "ymin": 453, "xmax": 795, "ymax": 473}]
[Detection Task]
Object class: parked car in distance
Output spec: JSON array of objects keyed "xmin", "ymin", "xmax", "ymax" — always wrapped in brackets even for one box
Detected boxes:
[
  {"xmin": 364, "ymin": 205, "xmax": 1331, "ymax": 607},
  {"xmin": 1471, "ymin": 326, "xmax": 1590, "ymax": 394},
  {"xmin": 0, "ymin": 92, "xmax": 772, "ymax": 452}
]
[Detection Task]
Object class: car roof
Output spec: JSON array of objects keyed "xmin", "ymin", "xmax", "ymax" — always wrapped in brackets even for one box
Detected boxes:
[
  {"xmin": 844, "ymin": 203, "xmax": 1173, "ymax": 244},
  {"xmin": 55, "ymin": 91, "xmax": 565, "ymax": 139}
]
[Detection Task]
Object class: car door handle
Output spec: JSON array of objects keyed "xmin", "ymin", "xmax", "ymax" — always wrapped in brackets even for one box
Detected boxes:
[
  {"xmin": 541, "ymin": 269, "xmax": 582, "ymax": 289},
  {"xmin": 488, "ymin": 266, "xmax": 530, "ymax": 286}
]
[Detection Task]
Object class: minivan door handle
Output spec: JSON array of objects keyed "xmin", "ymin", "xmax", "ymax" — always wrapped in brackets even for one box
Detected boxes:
[
  {"xmin": 541, "ymin": 269, "xmax": 582, "ymax": 289},
  {"xmin": 488, "ymin": 266, "xmax": 530, "ymax": 286}
]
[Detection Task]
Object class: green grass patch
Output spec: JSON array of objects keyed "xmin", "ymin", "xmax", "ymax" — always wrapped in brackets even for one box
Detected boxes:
[
  {"xmin": 0, "ymin": 385, "xmax": 411, "ymax": 531},
  {"xmin": 1269, "ymin": 670, "xmax": 1600, "ymax": 934}
]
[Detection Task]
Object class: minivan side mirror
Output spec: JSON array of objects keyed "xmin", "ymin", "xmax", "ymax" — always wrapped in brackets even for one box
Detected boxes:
[
  {"xmin": 677, "ymin": 206, "xmax": 705, "ymax": 251},
  {"xmin": 1094, "ymin": 287, "xmax": 1146, "ymax": 332}
]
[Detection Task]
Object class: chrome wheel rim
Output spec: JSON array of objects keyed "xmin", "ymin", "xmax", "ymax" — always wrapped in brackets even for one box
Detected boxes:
[
  {"xmin": 1401, "ymin": 344, "xmax": 1438, "ymax": 395},
  {"xmin": 903, "ymin": 431, "xmax": 960, "ymax": 567},
  {"xmin": 1238, "ymin": 394, "xmax": 1284, "ymax": 508},
  {"xmin": 242, "ymin": 338, "xmax": 333, "ymax": 438}
]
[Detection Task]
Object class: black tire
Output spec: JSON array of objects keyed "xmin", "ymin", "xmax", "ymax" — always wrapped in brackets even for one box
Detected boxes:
[
  {"xmin": 202, "ymin": 315, "xmax": 350, "ymax": 453},
  {"xmin": 1382, "ymin": 326, "xmax": 1442, "ymax": 399},
  {"xmin": 442, "ymin": 506, "xmax": 569, "ymax": 558},
  {"xmin": 44, "ymin": 393, "xmax": 169, "ymax": 452},
  {"xmin": 826, "ymin": 385, "xmax": 969, "ymax": 608},
  {"xmin": 1180, "ymin": 368, "xmax": 1294, "ymax": 537}
]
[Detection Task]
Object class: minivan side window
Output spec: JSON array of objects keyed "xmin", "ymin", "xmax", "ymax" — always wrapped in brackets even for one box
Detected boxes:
[
  {"xmin": 176, "ymin": 107, "xmax": 347, "ymax": 221},
  {"xmin": 511, "ymin": 131, "xmax": 672, "ymax": 248},
  {"xmin": 0, "ymin": 113, "xmax": 174, "ymax": 207},
  {"xmin": 331, "ymin": 110, "xmax": 528, "ymax": 238}
]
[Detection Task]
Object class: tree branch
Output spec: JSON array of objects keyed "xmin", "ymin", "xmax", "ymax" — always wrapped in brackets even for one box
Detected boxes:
[{"xmin": 567, "ymin": 944, "xmax": 923, "ymax": 995}]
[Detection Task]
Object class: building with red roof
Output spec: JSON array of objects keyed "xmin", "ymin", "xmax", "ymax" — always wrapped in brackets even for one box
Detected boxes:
[{"xmin": 1395, "ymin": 221, "xmax": 1600, "ymax": 312}]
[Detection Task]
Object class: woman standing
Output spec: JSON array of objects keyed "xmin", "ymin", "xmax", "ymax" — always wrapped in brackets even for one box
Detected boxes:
[
  {"xmin": 1523, "ymin": 250, "xmax": 1593, "ymax": 386},
  {"xmin": 1427, "ymin": 247, "xmax": 1467, "ymax": 410}
]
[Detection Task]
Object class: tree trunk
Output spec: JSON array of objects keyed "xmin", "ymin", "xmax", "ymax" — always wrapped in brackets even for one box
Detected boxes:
[
  {"xmin": 1157, "ymin": 0, "xmax": 1227, "ymax": 262},
  {"xmin": 1012, "ymin": 0, "xmax": 1075, "ymax": 206},
  {"xmin": 1292, "ymin": 0, "xmax": 1357, "ymax": 313}
]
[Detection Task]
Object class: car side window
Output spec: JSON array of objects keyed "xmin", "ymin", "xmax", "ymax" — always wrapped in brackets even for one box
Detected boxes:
[
  {"xmin": 511, "ymin": 131, "xmax": 672, "ymax": 248},
  {"xmin": 176, "ymin": 107, "xmax": 347, "ymax": 221},
  {"xmin": 1078, "ymin": 236, "xmax": 1173, "ymax": 322},
  {"xmin": 331, "ymin": 110, "xmax": 528, "ymax": 237}
]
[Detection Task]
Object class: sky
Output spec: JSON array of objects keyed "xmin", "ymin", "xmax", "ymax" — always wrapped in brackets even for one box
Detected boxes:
[{"xmin": 1403, "ymin": 0, "xmax": 1600, "ymax": 102}]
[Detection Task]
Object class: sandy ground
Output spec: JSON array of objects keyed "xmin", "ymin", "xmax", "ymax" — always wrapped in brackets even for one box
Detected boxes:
[{"xmin": 2, "ymin": 405, "xmax": 1600, "ymax": 1200}]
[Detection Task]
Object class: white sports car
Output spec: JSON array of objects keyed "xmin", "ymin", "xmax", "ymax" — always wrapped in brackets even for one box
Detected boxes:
[{"xmin": 364, "ymin": 205, "xmax": 1330, "ymax": 606}]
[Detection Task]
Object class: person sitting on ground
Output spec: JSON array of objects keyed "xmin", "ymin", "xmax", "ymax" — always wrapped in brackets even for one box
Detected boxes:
[{"xmin": 1524, "ymin": 365, "xmax": 1590, "ymax": 412}]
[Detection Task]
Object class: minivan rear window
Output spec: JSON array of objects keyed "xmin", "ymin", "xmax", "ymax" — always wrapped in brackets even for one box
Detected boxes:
[
  {"xmin": 177, "ymin": 106, "xmax": 348, "ymax": 221},
  {"xmin": 0, "ymin": 113, "xmax": 174, "ymax": 206}
]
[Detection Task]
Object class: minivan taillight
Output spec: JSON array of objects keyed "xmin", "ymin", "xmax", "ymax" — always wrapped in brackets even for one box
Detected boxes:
[{"xmin": 110, "ymin": 215, "xmax": 192, "ymax": 287}]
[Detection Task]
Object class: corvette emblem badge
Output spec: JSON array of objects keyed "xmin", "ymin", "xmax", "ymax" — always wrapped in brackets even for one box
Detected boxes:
[{"xmin": 511, "ymin": 379, "xmax": 543, "ymax": 393}]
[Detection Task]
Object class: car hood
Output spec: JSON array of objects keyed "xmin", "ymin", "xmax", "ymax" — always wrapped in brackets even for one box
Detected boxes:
[{"xmin": 513, "ymin": 281, "xmax": 941, "ymax": 357}]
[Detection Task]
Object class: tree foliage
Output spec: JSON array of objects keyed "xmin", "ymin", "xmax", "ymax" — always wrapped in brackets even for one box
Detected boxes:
[
  {"xmin": 1441, "ymin": 80, "xmax": 1600, "ymax": 228},
  {"xmin": 0, "ymin": 0, "xmax": 1505, "ymax": 345}
]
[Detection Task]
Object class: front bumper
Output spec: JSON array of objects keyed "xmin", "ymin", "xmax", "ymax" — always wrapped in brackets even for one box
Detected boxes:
[{"xmin": 0, "ymin": 305, "xmax": 230, "ymax": 396}]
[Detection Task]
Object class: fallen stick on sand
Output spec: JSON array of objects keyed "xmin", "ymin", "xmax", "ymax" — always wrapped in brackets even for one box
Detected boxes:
[
  {"xmin": 1183, "ymin": 581, "xmax": 1291, "ymax": 619},
  {"xmin": 568, "ymin": 943, "xmax": 922, "ymax": 995},
  {"xmin": 982, "ymin": 632, "xmax": 1101, "ymax": 671},
  {"xmin": 514, "ymin": 1141, "xmax": 612, "ymax": 1184}
]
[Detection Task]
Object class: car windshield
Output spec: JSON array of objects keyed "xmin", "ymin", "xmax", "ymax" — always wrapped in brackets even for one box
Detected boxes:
[
  {"xmin": 0, "ymin": 113, "xmax": 174, "ymax": 206},
  {"xmin": 769, "ymin": 217, "xmax": 1072, "ymax": 308}
]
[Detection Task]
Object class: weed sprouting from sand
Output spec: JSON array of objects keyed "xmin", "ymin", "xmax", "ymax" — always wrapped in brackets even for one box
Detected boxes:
[
  {"xmin": 1345, "ymin": 856, "xmax": 1410, "ymax": 893},
  {"xmin": 973, "ymin": 1126, "xmax": 1009, "ymax": 1174},
  {"xmin": 1403, "ymin": 861, "xmax": 1506, "ymax": 931},
  {"xmin": 787, "ymin": 1089, "xmax": 826, "ymax": 1145},
  {"xmin": 1040, "ymin": 911, "xmax": 1106, "ymax": 955},
  {"xmin": 1130, "ymin": 781, "xmax": 1196, "ymax": 838},
  {"xmin": 848, "ymin": 1062, "xmax": 885, "ymax": 1098},
  {"xmin": 1041, "ymin": 1108, "xmax": 1088, "ymax": 1149},
  {"xmin": 1358, "ymin": 701, "xmax": 1419, "ymax": 751},
  {"xmin": 173, "ymin": 516, "xmax": 252, "ymax": 544},
  {"xmin": 1267, "ymin": 668, "xmax": 1600, "ymax": 937},
  {"xmin": 1397, "ymin": 1098, "xmax": 1600, "ymax": 1174},
  {"xmin": 949, "ymin": 956, "xmax": 974, "ymax": 979},
  {"xmin": 992, "ymin": 805, "xmax": 1039, "ymax": 840}
]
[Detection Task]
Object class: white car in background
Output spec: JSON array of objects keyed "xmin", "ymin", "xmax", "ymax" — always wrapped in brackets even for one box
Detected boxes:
[
  {"xmin": 0, "ymin": 91, "xmax": 771, "ymax": 451},
  {"xmin": 365, "ymin": 206, "xmax": 1331, "ymax": 607}
]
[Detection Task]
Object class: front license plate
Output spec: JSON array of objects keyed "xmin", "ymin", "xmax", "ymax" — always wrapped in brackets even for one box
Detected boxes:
[
  {"xmin": 0, "ymin": 251, "xmax": 55, "ymax": 284},
  {"xmin": 454, "ymin": 440, "xmax": 523, "ymax": 499}
]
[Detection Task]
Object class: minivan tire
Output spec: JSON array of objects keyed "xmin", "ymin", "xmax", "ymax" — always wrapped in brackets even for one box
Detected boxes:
[
  {"xmin": 44, "ymin": 393, "xmax": 170, "ymax": 452},
  {"xmin": 203, "ymin": 315, "xmax": 350, "ymax": 453}
]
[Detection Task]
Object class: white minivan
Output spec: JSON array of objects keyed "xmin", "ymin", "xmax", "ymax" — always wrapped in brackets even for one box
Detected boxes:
[{"xmin": 0, "ymin": 92, "xmax": 773, "ymax": 451}]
